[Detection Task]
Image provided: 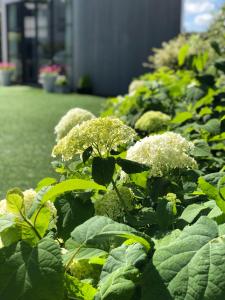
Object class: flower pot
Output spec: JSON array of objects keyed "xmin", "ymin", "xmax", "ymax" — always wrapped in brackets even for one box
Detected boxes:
[
  {"xmin": 54, "ymin": 85, "xmax": 70, "ymax": 94},
  {"xmin": 0, "ymin": 70, "xmax": 13, "ymax": 86},
  {"xmin": 42, "ymin": 75, "xmax": 57, "ymax": 93}
]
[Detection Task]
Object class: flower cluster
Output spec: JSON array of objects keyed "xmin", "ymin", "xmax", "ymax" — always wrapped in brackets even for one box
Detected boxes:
[
  {"xmin": 128, "ymin": 80, "xmax": 147, "ymax": 94},
  {"xmin": 135, "ymin": 111, "xmax": 171, "ymax": 133},
  {"xmin": 55, "ymin": 108, "xmax": 96, "ymax": 141},
  {"xmin": 0, "ymin": 189, "xmax": 57, "ymax": 220},
  {"xmin": 0, "ymin": 62, "xmax": 16, "ymax": 71},
  {"xmin": 126, "ymin": 132, "xmax": 197, "ymax": 177},
  {"xmin": 39, "ymin": 65, "xmax": 62, "ymax": 76},
  {"xmin": 94, "ymin": 187, "xmax": 134, "ymax": 221},
  {"xmin": 70, "ymin": 259, "xmax": 101, "ymax": 281},
  {"xmin": 52, "ymin": 117, "xmax": 136, "ymax": 160}
]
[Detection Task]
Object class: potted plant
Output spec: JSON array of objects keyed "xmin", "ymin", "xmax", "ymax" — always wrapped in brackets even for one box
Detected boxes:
[
  {"xmin": 39, "ymin": 65, "xmax": 61, "ymax": 93},
  {"xmin": 55, "ymin": 75, "xmax": 70, "ymax": 94},
  {"xmin": 0, "ymin": 62, "xmax": 16, "ymax": 86},
  {"xmin": 77, "ymin": 75, "xmax": 93, "ymax": 94}
]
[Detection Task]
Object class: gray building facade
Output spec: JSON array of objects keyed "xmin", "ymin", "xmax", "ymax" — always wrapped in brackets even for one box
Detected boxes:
[{"xmin": 0, "ymin": 0, "xmax": 182, "ymax": 96}]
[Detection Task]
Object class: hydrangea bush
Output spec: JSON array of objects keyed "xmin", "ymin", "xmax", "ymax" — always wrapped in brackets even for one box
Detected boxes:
[{"xmin": 1, "ymin": 7, "xmax": 225, "ymax": 300}]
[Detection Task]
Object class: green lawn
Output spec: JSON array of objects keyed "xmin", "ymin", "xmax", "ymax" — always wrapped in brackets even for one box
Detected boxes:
[{"xmin": 0, "ymin": 86, "xmax": 104, "ymax": 198}]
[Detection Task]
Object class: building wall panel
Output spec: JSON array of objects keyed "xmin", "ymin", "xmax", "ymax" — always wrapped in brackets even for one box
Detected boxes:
[{"xmin": 72, "ymin": 0, "xmax": 181, "ymax": 96}]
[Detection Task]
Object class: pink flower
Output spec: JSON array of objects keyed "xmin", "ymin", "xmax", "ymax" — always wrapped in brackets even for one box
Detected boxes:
[
  {"xmin": 39, "ymin": 65, "xmax": 62, "ymax": 75},
  {"xmin": 0, "ymin": 62, "xmax": 16, "ymax": 71}
]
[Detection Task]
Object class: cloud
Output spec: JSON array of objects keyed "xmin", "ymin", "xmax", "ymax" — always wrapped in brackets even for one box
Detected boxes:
[
  {"xmin": 185, "ymin": 1, "xmax": 215, "ymax": 14},
  {"xmin": 194, "ymin": 13, "xmax": 213, "ymax": 26}
]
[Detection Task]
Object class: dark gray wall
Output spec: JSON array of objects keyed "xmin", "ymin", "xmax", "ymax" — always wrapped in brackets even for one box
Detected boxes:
[{"xmin": 72, "ymin": 0, "xmax": 181, "ymax": 96}]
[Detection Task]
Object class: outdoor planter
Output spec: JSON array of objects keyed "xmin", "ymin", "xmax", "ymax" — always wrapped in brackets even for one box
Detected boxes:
[
  {"xmin": 54, "ymin": 85, "xmax": 70, "ymax": 94},
  {"xmin": 0, "ymin": 62, "xmax": 16, "ymax": 86},
  {"xmin": 39, "ymin": 65, "xmax": 62, "ymax": 93},
  {"xmin": 42, "ymin": 75, "xmax": 57, "ymax": 93},
  {"xmin": 55, "ymin": 75, "xmax": 70, "ymax": 93}
]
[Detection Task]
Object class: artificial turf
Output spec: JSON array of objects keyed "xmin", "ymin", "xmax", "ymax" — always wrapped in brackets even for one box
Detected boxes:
[{"xmin": 0, "ymin": 86, "xmax": 104, "ymax": 198}]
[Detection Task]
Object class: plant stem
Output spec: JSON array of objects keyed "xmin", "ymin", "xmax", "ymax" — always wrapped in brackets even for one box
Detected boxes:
[
  {"xmin": 20, "ymin": 211, "xmax": 42, "ymax": 240},
  {"xmin": 65, "ymin": 244, "xmax": 83, "ymax": 272}
]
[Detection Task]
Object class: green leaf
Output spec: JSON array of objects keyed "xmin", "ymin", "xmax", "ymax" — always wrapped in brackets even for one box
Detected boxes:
[
  {"xmin": 70, "ymin": 216, "xmax": 150, "ymax": 251},
  {"xmin": 63, "ymin": 246, "xmax": 107, "ymax": 266},
  {"xmin": 55, "ymin": 193, "xmax": 94, "ymax": 240},
  {"xmin": 0, "ymin": 238, "xmax": 64, "ymax": 300},
  {"xmin": 92, "ymin": 157, "xmax": 115, "ymax": 185},
  {"xmin": 36, "ymin": 177, "xmax": 57, "ymax": 192},
  {"xmin": 215, "ymin": 59, "xmax": 225, "ymax": 73},
  {"xmin": 191, "ymin": 140, "xmax": 211, "ymax": 157},
  {"xmin": 178, "ymin": 44, "xmax": 189, "ymax": 66},
  {"xmin": 95, "ymin": 266, "xmax": 138, "ymax": 300},
  {"xmin": 21, "ymin": 206, "xmax": 51, "ymax": 245},
  {"xmin": 101, "ymin": 243, "xmax": 147, "ymax": 280},
  {"xmin": 202, "ymin": 118, "xmax": 221, "ymax": 135},
  {"xmin": 116, "ymin": 157, "xmax": 149, "ymax": 174},
  {"xmin": 143, "ymin": 217, "xmax": 225, "ymax": 300},
  {"xmin": 0, "ymin": 214, "xmax": 15, "ymax": 233},
  {"xmin": 82, "ymin": 146, "xmax": 93, "ymax": 163},
  {"xmin": 64, "ymin": 274, "xmax": 96, "ymax": 300},
  {"xmin": 198, "ymin": 177, "xmax": 225, "ymax": 213},
  {"xmin": 41, "ymin": 179, "xmax": 106, "ymax": 203},
  {"xmin": 211, "ymin": 41, "xmax": 221, "ymax": 55},
  {"xmin": 6, "ymin": 190, "xmax": 24, "ymax": 215},
  {"xmin": 171, "ymin": 111, "xmax": 193, "ymax": 124},
  {"xmin": 180, "ymin": 203, "xmax": 210, "ymax": 224},
  {"xmin": 156, "ymin": 199, "xmax": 176, "ymax": 229}
]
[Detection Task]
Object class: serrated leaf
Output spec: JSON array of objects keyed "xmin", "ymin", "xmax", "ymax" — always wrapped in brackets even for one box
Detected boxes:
[
  {"xmin": 70, "ymin": 216, "xmax": 150, "ymax": 251},
  {"xmin": 116, "ymin": 157, "xmax": 149, "ymax": 174},
  {"xmin": 6, "ymin": 191, "xmax": 24, "ymax": 215},
  {"xmin": 180, "ymin": 203, "xmax": 210, "ymax": 224},
  {"xmin": 0, "ymin": 238, "xmax": 64, "ymax": 300},
  {"xmin": 101, "ymin": 243, "xmax": 147, "ymax": 280},
  {"xmin": 95, "ymin": 266, "xmax": 138, "ymax": 300},
  {"xmin": 92, "ymin": 157, "xmax": 115, "ymax": 185},
  {"xmin": 55, "ymin": 193, "xmax": 94, "ymax": 240},
  {"xmin": 143, "ymin": 217, "xmax": 225, "ymax": 300},
  {"xmin": 64, "ymin": 274, "xmax": 96, "ymax": 300},
  {"xmin": 41, "ymin": 179, "xmax": 106, "ymax": 203},
  {"xmin": 63, "ymin": 246, "xmax": 107, "ymax": 266}
]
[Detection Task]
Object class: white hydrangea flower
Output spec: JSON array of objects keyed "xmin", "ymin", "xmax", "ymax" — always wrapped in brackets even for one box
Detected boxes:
[
  {"xmin": 52, "ymin": 117, "xmax": 137, "ymax": 161},
  {"xmin": 23, "ymin": 189, "xmax": 37, "ymax": 212},
  {"xmin": 128, "ymin": 80, "xmax": 147, "ymax": 94},
  {"xmin": 55, "ymin": 108, "xmax": 96, "ymax": 141},
  {"xmin": 126, "ymin": 132, "xmax": 197, "ymax": 177},
  {"xmin": 0, "ymin": 199, "xmax": 7, "ymax": 215}
]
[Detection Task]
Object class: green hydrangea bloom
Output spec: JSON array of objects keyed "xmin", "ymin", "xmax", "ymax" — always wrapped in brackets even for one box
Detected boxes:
[
  {"xmin": 135, "ymin": 111, "xmax": 170, "ymax": 133},
  {"xmin": 94, "ymin": 187, "xmax": 134, "ymax": 221},
  {"xmin": 52, "ymin": 117, "xmax": 136, "ymax": 161},
  {"xmin": 55, "ymin": 108, "xmax": 96, "ymax": 141},
  {"xmin": 70, "ymin": 259, "xmax": 101, "ymax": 281}
]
